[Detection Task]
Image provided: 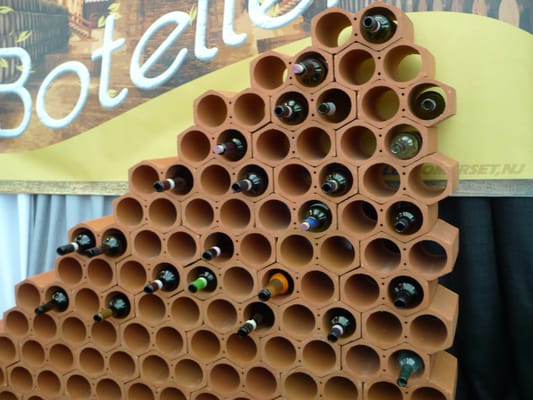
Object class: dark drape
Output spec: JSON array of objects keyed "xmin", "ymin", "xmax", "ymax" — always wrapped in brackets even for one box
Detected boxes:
[{"xmin": 439, "ymin": 197, "xmax": 533, "ymax": 400}]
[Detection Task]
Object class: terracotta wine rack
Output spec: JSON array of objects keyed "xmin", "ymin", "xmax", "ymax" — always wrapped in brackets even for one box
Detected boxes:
[{"xmin": 0, "ymin": 2, "xmax": 459, "ymax": 399}]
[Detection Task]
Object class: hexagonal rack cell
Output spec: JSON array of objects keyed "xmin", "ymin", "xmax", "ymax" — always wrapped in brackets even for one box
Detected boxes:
[{"xmin": 0, "ymin": 2, "xmax": 459, "ymax": 399}]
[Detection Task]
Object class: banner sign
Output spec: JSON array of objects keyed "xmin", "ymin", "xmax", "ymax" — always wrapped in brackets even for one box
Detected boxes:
[{"xmin": 0, "ymin": 0, "xmax": 532, "ymax": 195}]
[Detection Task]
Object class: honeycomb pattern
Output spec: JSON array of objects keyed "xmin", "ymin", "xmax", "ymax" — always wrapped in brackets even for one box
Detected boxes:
[{"xmin": 0, "ymin": 3, "xmax": 460, "ymax": 399}]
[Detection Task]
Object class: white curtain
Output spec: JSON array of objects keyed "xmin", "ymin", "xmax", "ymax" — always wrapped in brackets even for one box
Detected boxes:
[{"xmin": 0, "ymin": 194, "xmax": 115, "ymax": 314}]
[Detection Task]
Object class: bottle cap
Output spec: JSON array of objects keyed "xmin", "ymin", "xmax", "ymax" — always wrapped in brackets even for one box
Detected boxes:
[
  {"xmin": 258, "ymin": 289, "xmax": 271, "ymax": 301},
  {"xmin": 213, "ymin": 144, "xmax": 226, "ymax": 154},
  {"xmin": 56, "ymin": 242, "xmax": 77, "ymax": 255},
  {"xmin": 300, "ymin": 217, "xmax": 318, "ymax": 231},
  {"xmin": 291, "ymin": 63, "xmax": 305, "ymax": 74}
]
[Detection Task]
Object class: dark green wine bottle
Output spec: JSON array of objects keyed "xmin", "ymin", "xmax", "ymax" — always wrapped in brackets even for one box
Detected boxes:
[
  {"xmin": 361, "ymin": 13, "xmax": 396, "ymax": 43},
  {"xmin": 144, "ymin": 264, "xmax": 179, "ymax": 294},
  {"xmin": 389, "ymin": 276, "xmax": 423, "ymax": 309},
  {"xmin": 326, "ymin": 308, "xmax": 356, "ymax": 343},
  {"xmin": 34, "ymin": 288, "xmax": 69, "ymax": 315},
  {"xmin": 232, "ymin": 169, "xmax": 268, "ymax": 196},
  {"xmin": 413, "ymin": 91, "xmax": 445, "ymax": 120},
  {"xmin": 299, "ymin": 201, "xmax": 332, "ymax": 232},
  {"xmin": 396, "ymin": 350, "xmax": 424, "ymax": 387},
  {"xmin": 93, "ymin": 293, "xmax": 131, "ymax": 322},
  {"xmin": 188, "ymin": 268, "xmax": 217, "ymax": 293},
  {"xmin": 56, "ymin": 230, "xmax": 95, "ymax": 256},
  {"xmin": 292, "ymin": 55, "xmax": 327, "ymax": 87},
  {"xmin": 85, "ymin": 230, "xmax": 127, "ymax": 258}
]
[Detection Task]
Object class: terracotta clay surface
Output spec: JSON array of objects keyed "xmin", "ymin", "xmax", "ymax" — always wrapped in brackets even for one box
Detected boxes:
[{"xmin": 0, "ymin": 2, "xmax": 459, "ymax": 399}]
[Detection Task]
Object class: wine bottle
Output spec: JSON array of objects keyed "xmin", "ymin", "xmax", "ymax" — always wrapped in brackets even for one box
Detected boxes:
[
  {"xmin": 213, "ymin": 133, "xmax": 247, "ymax": 161},
  {"xmin": 85, "ymin": 230, "xmax": 127, "ymax": 258},
  {"xmin": 237, "ymin": 302, "xmax": 274, "ymax": 337},
  {"xmin": 232, "ymin": 168, "xmax": 268, "ymax": 196},
  {"xmin": 237, "ymin": 312, "xmax": 264, "ymax": 337},
  {"xmin": 153, "ymin": 165, "xmax": 194, "ymax": 193},
  {"xmin": 389, "ymin": 131, "xmax": 422, "ymax": 160},
  {"xmin": 56, "ymin": 230, "xmax": 95, "ymax": 256},
  {"xmin": 274, "ymin": 98, "xmax": 307, "ymax": 125},
  {"xmin": 34, "ymin": 288, "xmax": 69, "ymax": 315},
  {"xmin": 413, "ymin": 90, "xmax": 445, "ymax": 120},
  {"xmin": 299, "ymin": 201, "xmax": 332, "ymax": 232},
  {"xmin": 144, "ymin": 264, "xmax": 179, "ymax": 294},
  {"xmin": 361, "ymin": 13, "xmax": 396, "ymax": 43},
  {"xmin": 292, "ymin": 55, "xmax": 327, "ymax": 86},
  {"xmin": 390, "ymin": 201, "xmax": 422, "ymax": 234},
  {"xmin": 201, "ymin": 234, "xmax": 233, "ymax": 261},
  {"xmin": 389, "ymin": 276, "xmax": 423, "ymax": 309},
  {"xmin": 317, "ymin": 101, "xmax": 337, "ymax": 116},
  {"xmin": 93, "ymin": 293, "xmax": 131, "ymax": 322},
  {"xmin": 395, "ymin": 350, "xmax": 424, "ymax": 387},
  {"xmin": 321, "ymin": 165, "xmax": 351, "ymax": 196},
  {"xmin": 188, "ymin": 268, "xmax": 217, "ymax": 293},
  {"xmin": 326, "ymin": 308, "xmax": 356, "ymax": 343},
  {"xmin": 258, "ymin": 270, "xmax": 293, "ymax": 301}
]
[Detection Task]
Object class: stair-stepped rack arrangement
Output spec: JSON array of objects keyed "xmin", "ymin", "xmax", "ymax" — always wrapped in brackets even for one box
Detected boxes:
[{"xmin": 0, "ymin": 2, "xmax": 459, "ymax": 399}]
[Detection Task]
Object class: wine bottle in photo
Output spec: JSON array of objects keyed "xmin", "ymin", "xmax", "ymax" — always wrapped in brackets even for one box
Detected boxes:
[
  {"xmin": 188, "ymin": 268, "xmax": 217, "ymax": 293},
  {"xmin": 258, "ymin": 270, "xmax": 294, "ymax": 301},
  {"xmin": 300, "ymin": 201, "xmax": 332, "ymax": 232},
  {"xmin": 317, "ymin": 101, "xmax": 337, "ymax": 116},
  {"xmin": 412, "ymin": 90, "xmax": 445, "ymax": 120},
  {"xmin": 292, "ymin": 54, "xmax": 328, "ymax": 87},
  {"xmin": 274, "ymin": 93, "xmax": 308, "ymax": 125},
  {"xmin": 93, "ymin": 292, "xmax": 131, "ymax": 322},
  {"xmin": 237, "ymin": 302, "xmax": 274, "ymax": 337},
  {"xmin": 388, "ymin": 276, "xmax": 424, "ymax": 309},
  {"xmin": 395, "ymin": 350, "xmax": 424, "ymax": 387},
  {"xmin": 232, "ymin": 167, "xmax": 268, "ymax": 196},
  {"xmin": 56, "ymin": 230, "xmax": 96, "ymax": 256},
  {"xmin": 144, "ymin": 264, "xmax": 179, "ymax": 294},
  {"xmin": 153, "ymin": 169, "xmax": 193, "ymax": 195},
  {"xmin": 34, "ymin": 288, "xmax": 69, "ymax": 315},
  {"xmin": 213, "ymin": 131, "xmax": 247, "ymax": 161},
  {"xmin": 85, "ymin": 229, "xmax": 127, "ymax": 258},
  {"xmin": 361, "ymin": 12, "xmax": 396, "ymax": 43},
  {"xmin": 320, "ymin": 164, "xmax": 352, "ymax": 196},
  {"xmin": 389, "ymin": 131, "xmax": 422, "ymax": 160},
  {"xmin": 201, "ymin": 233, "xmax": 233, "ymax": 261},
  {"xmin": 326, "ymin": 308, "xmax": 356, "ymax": 343},
  {"xmin": 389, "ymin": 201, "xmax": 422, "ymax": 234}
]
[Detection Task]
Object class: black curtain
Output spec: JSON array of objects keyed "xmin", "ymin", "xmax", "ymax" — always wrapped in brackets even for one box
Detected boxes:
[{"xmin": 439, "ymin": 197, "xmax": 533, "ymax": 400}]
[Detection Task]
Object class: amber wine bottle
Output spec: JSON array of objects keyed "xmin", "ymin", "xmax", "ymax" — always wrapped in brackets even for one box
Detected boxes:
[{"xmin": 258, "ymin": 270, "xmax": 293, "ymax": 301}]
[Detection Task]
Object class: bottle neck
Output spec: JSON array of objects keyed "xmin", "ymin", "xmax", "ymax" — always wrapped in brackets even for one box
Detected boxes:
[
  {"xmin": 202, "ymin": 245, "xmax": 222, "ymax": 261},
  {"xmin": 258, "ymin": 273, "xmax": 290, "ymax": 301},
  {"xmin": 93, "ymin": 307, "xmax": 114, "ymax": 322}
]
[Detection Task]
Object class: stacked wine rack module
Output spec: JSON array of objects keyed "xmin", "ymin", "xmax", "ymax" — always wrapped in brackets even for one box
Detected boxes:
[{"xmin": 0, "ymin": 3, "xmax": 460, "ymax": 400}]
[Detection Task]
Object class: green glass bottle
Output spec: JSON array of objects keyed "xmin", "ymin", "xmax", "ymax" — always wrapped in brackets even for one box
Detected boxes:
[
  {"xmin": 361, "ymin": 13, "xmax": 396, "ymax": 43},
  {"xmin": 396, "ymin": 350, "xmax": 424, "ymax": 387},
  {"xmin": 34, "ymin": 288, "xmax": 69, "ymax": 315},
  {"xmin": 389, "ymin": 131, "xmax": 422, "ymax": 160}
]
